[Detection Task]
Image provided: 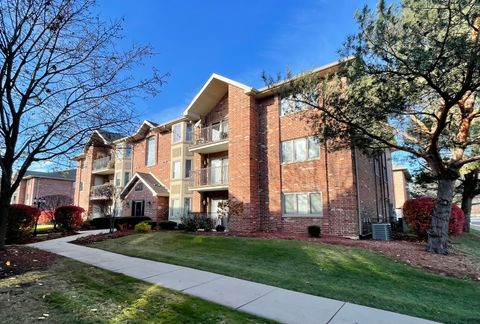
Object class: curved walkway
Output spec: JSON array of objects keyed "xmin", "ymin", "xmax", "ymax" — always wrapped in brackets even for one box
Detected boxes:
[{"xmin": 29, "ymin": 231, "xmax": 438, "ymax": 324}]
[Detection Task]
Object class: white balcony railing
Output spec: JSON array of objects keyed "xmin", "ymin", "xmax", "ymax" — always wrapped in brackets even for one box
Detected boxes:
[
  {"xmin": 191, "ymin": 165, "xmax": 228, "ymax": 188},
  {"xmin": 192, "ymin": 120, "xmax": 228, "ymax": 146},
  {"xmin": 93, "ymin": 156, "xmax": 115, "ymax": 171}
]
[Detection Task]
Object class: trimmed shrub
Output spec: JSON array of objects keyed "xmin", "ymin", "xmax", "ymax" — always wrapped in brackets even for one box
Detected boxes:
[
  {"xmin": 135, "ymin": 222, "xmax": 151, "ymax": 233},
  {"xmin": 7, "ymin": 204, "xmax": 40, "ymax": 242},
  {"xmin": 177, "ymin": 223, "xmax": 186, "ymax": 231},
  {"xmin": 91, "ymin": 217, "xmax": 110, "ymax": 229},
  {"xmin": 215, "ymin": 225, "xmax": 225, "ymax": 232},
  {"xmin": 181, "ymin": 216, "xmax": 198, "ymax": 232},
  {"xmin": 197, "ymin": 214, "xmax": 214, "ymax": 231},
  {"xmin": 307, "ymin": 225, "xmax": 321, "ymax": 238},
  {"xmin": 158, "ymin": 220, "xmax": 177, "ymax": 230},
  {"xmin": 113, "ymin": 216, "xmax": 152, "ymax": 230},
  {"xmin": 54, "ymin": 206, "xmax": 84, "ymax": 231},
  {"xmin": 403, "ymin": 197, "xmax": 464, "ymax": 237}
]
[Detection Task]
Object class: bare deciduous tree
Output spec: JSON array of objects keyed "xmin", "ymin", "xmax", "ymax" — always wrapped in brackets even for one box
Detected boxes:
[{"xmin": 0, "ymin": 0, "xmax": 165, "ymax": 249}]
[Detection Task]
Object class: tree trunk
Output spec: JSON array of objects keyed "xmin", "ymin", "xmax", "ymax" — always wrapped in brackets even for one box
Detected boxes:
[
  {"xmin": 461, "ymin": 194, "xmax": 473, "ymax": 233},
  {"xmin": 0, "ymin": 198, "xmax": 10, "ymax": 250},
  {"xmin": 426, "ymin": 178, "xmax": 456, "ymax": 254}
]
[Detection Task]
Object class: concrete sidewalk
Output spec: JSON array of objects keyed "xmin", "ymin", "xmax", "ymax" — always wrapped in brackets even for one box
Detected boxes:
[{"xmin": 29, "ymin": 231, "xmax": 438, "ymax": 324}]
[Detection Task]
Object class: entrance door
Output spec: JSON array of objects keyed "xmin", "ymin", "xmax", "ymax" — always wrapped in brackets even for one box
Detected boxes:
[
  {"xmin": 132, "ymin": 200, "xmax": 144, "ymax": 217},
  {"xmin": 210, "ymin": 199, "xmax": 226, "ymax": 225}
]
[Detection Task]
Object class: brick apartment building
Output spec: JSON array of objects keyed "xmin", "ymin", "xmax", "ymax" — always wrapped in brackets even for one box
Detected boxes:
[
  {"xmin": 12, "ymin": 169, "xmax": 76, "ymax": 206},
  {"xmin": 73, "ymin": 61, "xmax": 395, "ymax": 238}
]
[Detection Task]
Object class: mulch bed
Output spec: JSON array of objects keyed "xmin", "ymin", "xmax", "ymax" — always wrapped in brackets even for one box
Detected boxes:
[
  {"xmin": 195, "ymin": 230, "xmax": 480, "ymax": 281},
  {"xmin": 71, "ymin": 230, "xmax": 135, "ymax": 246},
  {"xmin": 0, "ymin": 246, "xmax": 57, "ymax": 279},
  {"xmin": 13, "ymin": 231, "xmax": 79, "ymax": 245}
]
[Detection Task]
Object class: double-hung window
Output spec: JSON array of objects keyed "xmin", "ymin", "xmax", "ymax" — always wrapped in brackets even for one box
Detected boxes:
[
  {"xmin": 282, "ymin": 192, "xmax": 323, "ymax": 216},
  {"xmin": 146, "ymin": 136, "xmax": 156, "ymax": 166},
  {"xmin": 185, "ymin": 160, "xmax": 192, "ymax": 179},
  {"xmin": 281, "ymin": 136, "xmax": 320, "ymax": 163},
  {"xmin": 172, "ymin": 161, "xmax": 181, "ymax": 179},
  {"xmin": 172, "ymin": 124, "xmax": 182, "ymax": 143}
]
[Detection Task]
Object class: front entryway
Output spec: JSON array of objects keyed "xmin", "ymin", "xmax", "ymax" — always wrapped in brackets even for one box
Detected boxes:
[
  {"xmin": 210, "ymin": 198, "xmax": 226, "ymax": 225},
  {"xmin": 132, "ymin": 200, "xmax": 145, "ymax": 217}
]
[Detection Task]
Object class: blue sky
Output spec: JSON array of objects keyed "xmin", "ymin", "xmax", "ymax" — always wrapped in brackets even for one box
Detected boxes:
[
  {"xmin": 32, "ymin": 0, "xmax": 386, "ymax": 172},
  {"xmin": 96, "ymin": 0, "xmax": 377, "ymax": 124}
]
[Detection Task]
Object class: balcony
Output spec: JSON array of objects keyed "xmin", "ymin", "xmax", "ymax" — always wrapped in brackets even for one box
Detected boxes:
[
  {"xmin": 92, "ymin": 156, "xmax": 115, "ymax": 175},
  {"xmin": 90, "ymin": 184, "xmax": 113, "ymax": 200},
  {"xmin": 189, "ymin": 120, "xmax": 228, "ymax": 154},
  {"xmin": 190, "ymin": 165, "xmax": 228, "ymax": 191}
]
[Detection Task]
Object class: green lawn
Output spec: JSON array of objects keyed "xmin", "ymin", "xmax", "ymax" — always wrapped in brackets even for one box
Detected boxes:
[
  {"xmin": 450, "ymin": 228, "xmax": 480, "ymax": 258},
  {"xmin": 0, "ymin": 257, "xmax": 270, "ymax": 324},
  {"xmin": 35, "ymin": 224, "xmax": 54, "ymax": 234},
  {"xmin": 90, "ymin": 232, "xmax": 480, "ymax": 324}
]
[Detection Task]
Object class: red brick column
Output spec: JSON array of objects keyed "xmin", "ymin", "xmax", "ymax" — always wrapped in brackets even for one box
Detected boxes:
[{"xmin": 227, "ymin": 85, "xmax": 260, "ymax": 232}]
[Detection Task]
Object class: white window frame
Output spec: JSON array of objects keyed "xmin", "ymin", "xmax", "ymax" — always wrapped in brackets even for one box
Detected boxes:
[
  {"xmin": 280, "ymin": 95, "xmax": 310, "ymax": 116},
  {"xmin": 170, "ymin": 199, "xmax": 180, "ymax": 218},
  {"xmin": 146, "ymin": 136, "xmax": 156, "ymax": 166},
  {"xmin": 282, "ymin": 192, "xmax": 323, "ymax": 217},
  {"xmin": 172, "ymin": 160, "xmax": 181, "ymax": 180},
  {"xmin": 281, "ymin": 136, "xmax": 320, "ymax": 164},
  {"xmin": 115, "ymin": 172, "xmax": 121, "ymax": 187},
  {"xmin": 172, "ymin": 124, "xmax": 182, "ymax": 143}
]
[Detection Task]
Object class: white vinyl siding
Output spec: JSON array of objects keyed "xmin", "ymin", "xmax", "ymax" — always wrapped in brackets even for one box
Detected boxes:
[
  {"xmin": 281, "ymin": 136, "xmax": 320, "ymax": 163},
  {"xmin": 146, "ymin": 136, "xmax": 156, "ymax": 166},
  {"xmin": 282, "ymin": 192, "xmax": 323, "ymax": 217}
]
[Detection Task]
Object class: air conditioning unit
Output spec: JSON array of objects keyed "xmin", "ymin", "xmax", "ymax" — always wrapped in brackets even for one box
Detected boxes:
[{"xmin": 372, "ymin": 223, "xmax": 391, "ymax": 240}]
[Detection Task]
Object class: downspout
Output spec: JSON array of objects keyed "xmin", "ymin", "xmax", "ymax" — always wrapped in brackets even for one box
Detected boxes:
[
  {"xmin": 352, "ymin": 146, "xmax": 362, "ymax": 237},
  {"xmin": 324, "ymin": 138, "xmax": 331, "ymax": 233}
]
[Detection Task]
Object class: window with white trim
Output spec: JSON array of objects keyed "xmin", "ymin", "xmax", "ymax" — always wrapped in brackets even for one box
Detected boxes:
[
  {"xmin": 146, "ymin": 136, "xmax": 156, "ymax": 166},
  {"xmin": 280, "ymin": 95, "xmax": 310, "ymax": 116},
  {"xmin": 172, "ymin": 124, "xmax": 182, "ymax": 143},
  {"xmin": 172, "ymin": 160, "xmax": 181, "ymax": 179},
  {"xmin": 282, "ymin": 192, "xmax": 323, "ymax": 216},
  {"xmin": 281, "ymin": 136, "xmax": 320, "ymax": 163},
  {"xmin": 115, "ymin": 172, "xmax": 121, "ymax": 187}
]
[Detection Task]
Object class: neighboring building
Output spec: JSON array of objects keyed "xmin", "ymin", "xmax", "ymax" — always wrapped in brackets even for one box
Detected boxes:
[
  {"xmin": 12, "ymin": 169, "xmax": 76, "ymax": 206},
  {"xmin": 392, "ymin": 166, "xmax": 411, "ymax": 217},
  {"xmin": 73, "ymin": 60, "xmax": 395, "ymax": 238}
]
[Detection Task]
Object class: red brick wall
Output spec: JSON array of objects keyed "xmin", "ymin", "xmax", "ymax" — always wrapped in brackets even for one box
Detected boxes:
[
  {"xmin": 228, "ymin": 85, "xmax": 260, "ymax": 232},
  {"xmin": 121, "ymin": 182, "xmax": 168, "ymax": 221},
  {"xmin": 74, "ymin": 145, "xmax": 111, "ymax": 217},
  {"xmin": 204, "ymin": 94, "xmax": 228, "ymax": 125},
  {"xmin": 131, "ymin": 130, "xmax": 171, "ymax": 188},
  {"xmin": 257, "ymin": 96, "xmax": 360, "ymax": 236}
]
